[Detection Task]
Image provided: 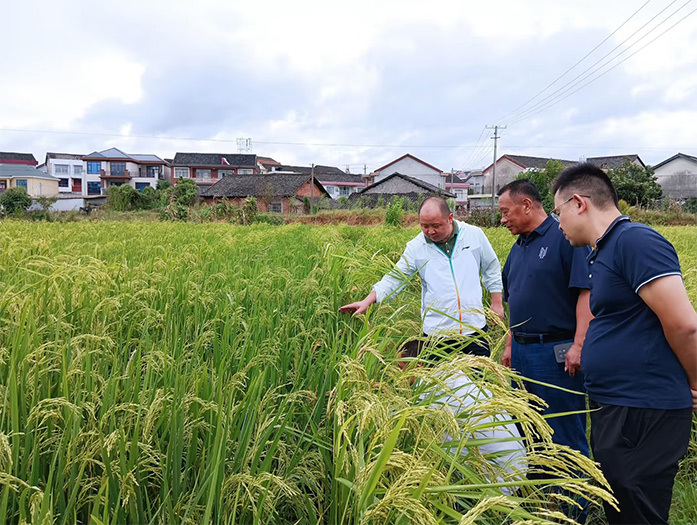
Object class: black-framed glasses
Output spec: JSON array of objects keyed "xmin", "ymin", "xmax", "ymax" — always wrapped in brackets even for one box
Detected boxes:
[{"xmin": 551, "ymin": 194, "xmax": 591, "ymax": 221}]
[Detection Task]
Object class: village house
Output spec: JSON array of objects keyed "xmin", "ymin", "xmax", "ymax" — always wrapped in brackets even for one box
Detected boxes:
[
  {"xmin": 257, "ymin": 156, "xmax": 281, "ymax": 173},
  {"xmin": 170, "ymin": 153, "xmax": 258, "ymax": 187},
  {"xmin": 0, "ymin": 151, "xmax": 38, "ymax": 166},
  {"xmin": 366, "ymin": 153, "xmax": 446, "ymax": 189},
  {"xmin": 82, "ymin": 147, "xmax": 167, "ymax": 193},
  {"xmin": 40, "ymin": 153, "xmax": 88, "ymax": 194},
  {"xmin": 0, "ymin": 151, "xmax": 59, "ymax": 197},
  {"xmin": 470, "ymin": 153, "xmax": 645, "ymax": 208},
  {"xmin": 652, "ymin": 153, "xmax": 697, "ymax": 200},
  {"xmin": 364, "ymin": 153, "xmax": 468, "ymax": 209},
  {"xmin": 200, "ymin": 173, "xmax": 330, "ymax": 213},
  {"xmin": 0, "ymin": 164, "xmax": 59, "ymax": 197},
  {"xmin": 348, "ymin": 172, "xmax": 454, "ymax": 208},
  {"xmin": 275, "ymin": 164, "xmax": 364, "ymax": 200}
]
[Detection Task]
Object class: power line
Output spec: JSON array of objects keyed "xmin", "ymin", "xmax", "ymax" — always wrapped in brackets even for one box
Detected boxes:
[
  {"xmin": 461, "ymin": 125, "xmax": 492, "ymax": 170},
  {"xmin": 508, "ymin": 2, "xmax": 697, "ymax": 125},
  {"xmin": 497, "ymin": 0, "xmax": 653, "ymax": 123},
  {"xmin": 507, "ymin": 0, "xmax": 695, "ymax": 125}
]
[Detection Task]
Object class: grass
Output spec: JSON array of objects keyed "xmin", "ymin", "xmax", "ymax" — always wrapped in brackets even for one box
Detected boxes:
[{"xmin": 0, "ymin": 220, "xmax": 694, "ymax": 524}]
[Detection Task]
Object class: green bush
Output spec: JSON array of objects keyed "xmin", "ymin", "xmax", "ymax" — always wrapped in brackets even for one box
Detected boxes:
[
  {"xmin": 0, "ymin": 187, "xmax": 32, "ymax": 215},
  {"xmin": 684, "ymin": 197, "xmax": 697, "ymax": 214},
  {"xmin": 107, "ymin": 185, "xmax": 140, "ymax": 211},
  {"xmin": 254, "ymin": 212, "xmax": 285, "ymax": 225},
  {"xmin": 385, "ymin": 197, "xmax": 405, "ymax": 226}
]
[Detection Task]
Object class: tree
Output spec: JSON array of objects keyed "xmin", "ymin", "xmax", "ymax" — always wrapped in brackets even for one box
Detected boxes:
[
  {"xmin": 107, "ymin": 185, "xmax": 140, "ymax": 211},
  {"xmin": 0, "ymin": 187, "xmax": 32, "ymax": 215},
  {"xmin": 170, "ymin": 178, "xmax": 200, "ymax": 207},
  {"xmin": 35, "ymin": 195, "xmax": 58, "ymax": 212},
  {"xmin": 516, "ymin": 159, "xmax": 566, "ymax": 212},
  {"xmin": 607, "ymin": 160, "xmax": 662, "ymax": 207}
]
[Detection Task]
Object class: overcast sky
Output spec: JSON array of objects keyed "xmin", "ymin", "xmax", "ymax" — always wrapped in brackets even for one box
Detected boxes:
[{"xmin": 2, "ymin": 0, "xmax": 696, "ymax": 172}]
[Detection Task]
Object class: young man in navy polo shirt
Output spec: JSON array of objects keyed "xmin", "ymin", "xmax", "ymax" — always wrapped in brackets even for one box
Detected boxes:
[{"xmin": 552, "ymin": 162, "xmax": 697, "ymax": 525}]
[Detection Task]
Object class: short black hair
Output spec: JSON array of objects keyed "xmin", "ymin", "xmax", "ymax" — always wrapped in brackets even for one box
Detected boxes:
[
  {"xmin": 419, "ymin": 196, "xmax": 451, "ymax": 217},
  {"xmin": 497, "ymin": 179, "xmax": 542, "ymax": 204},
  {"xmin": 552, "ymin": 162, "xmax": 619, "ymax": 209}
]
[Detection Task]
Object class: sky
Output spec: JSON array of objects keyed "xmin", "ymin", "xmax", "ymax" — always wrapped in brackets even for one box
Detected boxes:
[{"xmin": 2, "ymin": 0, "xmax": 697, "ymax": 172}]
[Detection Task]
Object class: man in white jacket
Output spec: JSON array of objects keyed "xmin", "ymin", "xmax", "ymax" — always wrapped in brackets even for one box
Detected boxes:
[{"xmin": 340, "ymin": 197, "xmax": 504, "ymax": 356}]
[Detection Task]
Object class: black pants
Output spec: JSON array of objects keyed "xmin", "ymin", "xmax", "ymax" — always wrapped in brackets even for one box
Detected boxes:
[{"xmin": 589, "ymin": 400, "xmax": 692, "ymax": 524}]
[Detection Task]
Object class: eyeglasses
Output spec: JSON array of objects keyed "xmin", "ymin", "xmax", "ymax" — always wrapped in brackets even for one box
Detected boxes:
[{"xmin": 551, "ymin": 194, "xmax": 591, "ymax": 221}]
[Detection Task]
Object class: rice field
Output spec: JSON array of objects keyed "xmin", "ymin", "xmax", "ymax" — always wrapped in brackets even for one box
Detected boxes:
[{"xmin": 0, "ymin": 221, "xmax": 694, "ymax": 524}]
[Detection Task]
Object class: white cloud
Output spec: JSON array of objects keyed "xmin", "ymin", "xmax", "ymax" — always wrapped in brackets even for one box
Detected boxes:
[{"xmin": 1, "ymin": 1, "xmax": 697, "ymax": 170}]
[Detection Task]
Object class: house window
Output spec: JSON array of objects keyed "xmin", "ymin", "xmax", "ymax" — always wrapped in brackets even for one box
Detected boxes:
[
  {"xmin": 87, "ymin": 162, "xmax": 101, "ymax": 174},
  {"xmin": 339, "ymin": 186, "xmax": 351, "ymax": 197},
  {"xmin": 269, "ymin": 202, "xmax": 283, "ymax": 213},
  {"xmin": 55, "ymin": 164, "xmax": 70, "ymax": 174},
  {"xmin": 219, "ymin": 170, "xmax": 234, "ymax": 177},
  {"xmin": 111, "ymin": 162, "xmax": 126, "ymax": 176},
  {"xmin": 174, "ymin": 167, "xmax": 190, "ymax": 179},
  {"xmin": 58, "ymin": 178, "xmax": 70, "ymax": 188},
  {"xmin": 73, "ymin": 165, "xmax": 83, "ymax": 175},
  {"xmin": 135, "ymin": 182, "xmax": 150, "ymax": 192},
  {"xmin": 196, "ymin": 169, "xmax": 211, "ymax": 179},
  {"xmin": 455, "ymin": 190, "xmax": 464, "ymax": 199},
  {"xmin": 0, "ymin": 181, "xmax": 7, "ymax": 190},
  {"xmin": 16, "ymin": 179, "xmax": 28, "ymax": 189},
  {"xmin": 87, "ymin": 182, "xmax": 101, "ymax": 195},
  {"xmin": 147, "ymin": 166, "xmax": 160, "ymax": 178},
  {"xmin": 238, "ymin": 169, "xmax": 254, "ymax": 175}
]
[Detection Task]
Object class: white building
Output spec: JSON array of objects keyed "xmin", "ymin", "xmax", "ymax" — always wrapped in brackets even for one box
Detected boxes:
[
  {"xmin": 41, "ymin": 153, "xmax": 92, "ymax": 195},
  {"xmin": 652, "ymin": 153, "xmax": 697, "ymax": 199},
  {"xmin": 368, "ymin": 153, "xmax": 447, "ymax": 189},
  {"xmin": 83, "ymin": 147, "xmax": 166, "ymax": 192}
]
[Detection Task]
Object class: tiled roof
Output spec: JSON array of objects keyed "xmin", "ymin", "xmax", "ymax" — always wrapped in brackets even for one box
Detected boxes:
[
  {"xmin": 502, "ymin": 155, "xmax": 576, "ymax": 170},
  {"xmin": 258, "ymin": 156, "xmax": 280, "ymax": 165},
  {"xmin": 586, "ymin": 154, "xmax": 644, "ymax": 169},
  {"xmin": 200, "ymin": 174, "xmax": 329, "ymax": 198},
  {"xmin": 277, "ymin": 164, "xmax": 362, "ymax": 183},
  {"xmin": 46, "ymin": 152, "xmax": 84, "ymax": 160},
  {"xmin": 173, "ymin": 152, "xmax": 257, "ymax": 167},
  {"xmin": 0, "ymin": 152, "xmax": 37, "ymax": 162},
  {"xmin": 83, "ymin": 148, "xmax": 164, "ymax": 163},
  {"xmin": 652, "ymin": 152, "xmax": 697, "ymax": 170},
  {"xmin": 357, "ymin": 172, "xmax": 455, "ymax": 197},
  {"xmin": 0, "ymin": 164, "xmax": 59, "ymax": 180},
  {"xmin": 131, "ymin": 154, "xmax": 165, "ymax": 163}
]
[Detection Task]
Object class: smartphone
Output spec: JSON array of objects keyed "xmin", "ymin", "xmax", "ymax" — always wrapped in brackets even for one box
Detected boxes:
[{"xmin": 553, "ymin": 342, "xmax": 573, "ymax": 364}]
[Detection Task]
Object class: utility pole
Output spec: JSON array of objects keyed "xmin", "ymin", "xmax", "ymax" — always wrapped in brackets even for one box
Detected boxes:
[
  {"xmin": 450, "ymin": 168, "xmax": 454, "ymax": 207},
  {"xmin": 311, "ymin": 163, "xmax": 315, "ymax": 198},
  {"xmin": 486, "ymin": 125, "xmax": 506, "ymax": 222}
]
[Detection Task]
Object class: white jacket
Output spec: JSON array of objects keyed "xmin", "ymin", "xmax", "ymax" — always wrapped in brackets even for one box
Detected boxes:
[{"xmin": 372, "ymin": 221, "xmax": 503, "ymax": 335}]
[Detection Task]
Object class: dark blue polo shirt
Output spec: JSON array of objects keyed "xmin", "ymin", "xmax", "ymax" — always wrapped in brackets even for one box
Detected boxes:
[
  {"xmin": 582, "ymin": 216, "xmax": 690, "ymax": 409},
  {"xmin": 502, "ymin": 215, "xmax": 591, "ymax": 334}
]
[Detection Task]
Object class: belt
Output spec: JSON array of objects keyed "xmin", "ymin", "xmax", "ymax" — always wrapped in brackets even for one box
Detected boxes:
[{"xmin": 513, "ymin": 331, "xmax": 575, "ymax": 345}]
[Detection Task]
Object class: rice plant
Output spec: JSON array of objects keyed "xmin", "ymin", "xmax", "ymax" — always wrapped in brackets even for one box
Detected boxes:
[{"xmin": 0, "ymin": 220, "xmax": 693, "ymax": 524}]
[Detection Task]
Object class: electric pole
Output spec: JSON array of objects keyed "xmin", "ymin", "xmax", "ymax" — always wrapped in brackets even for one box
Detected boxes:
[
  {"xmin": 486, "ymin": 125, "xmax": 506, "ymax": 222},
  {"xmin": 311, "ymin": 163, "xmax": 315, "ymax": 198}
]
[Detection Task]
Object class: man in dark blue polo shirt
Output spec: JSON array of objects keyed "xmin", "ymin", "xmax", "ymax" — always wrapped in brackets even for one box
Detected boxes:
[
  {"xmin": 552, "ymin": 162, "xmax": 697, "ymax": 525},
  {"xmin": 497, "ymin": 180, "xmax": 592, "ymax": 459}
]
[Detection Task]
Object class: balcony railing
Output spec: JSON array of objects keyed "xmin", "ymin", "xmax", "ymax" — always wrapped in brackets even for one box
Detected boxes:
[{"xmin": 100, "ymin": 169, "xmax": 132, "ymax": 179}]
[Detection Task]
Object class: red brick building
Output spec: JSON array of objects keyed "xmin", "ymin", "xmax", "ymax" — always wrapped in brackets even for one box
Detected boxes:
[{"xmin": 200, "ymin": 173, "xmax": 330, "ymax": 214}]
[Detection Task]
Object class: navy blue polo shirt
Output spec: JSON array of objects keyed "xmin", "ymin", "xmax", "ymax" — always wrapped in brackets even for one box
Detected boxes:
[
  {"xmin": 582, "ymin": 216, "xmax": 690, "ymax": 409},
  {"xmin": 502, "ymin": 215, "xmax": 591, "ymax": 334}
]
